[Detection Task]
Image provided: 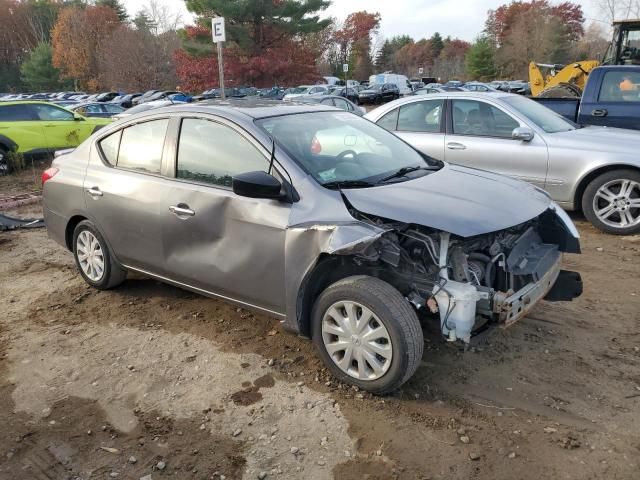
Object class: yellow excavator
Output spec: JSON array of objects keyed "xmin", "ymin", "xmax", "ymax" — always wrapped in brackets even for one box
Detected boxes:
[{"xmin": 530, "ymin": 19, "xmax": 640, "ymax": 97}]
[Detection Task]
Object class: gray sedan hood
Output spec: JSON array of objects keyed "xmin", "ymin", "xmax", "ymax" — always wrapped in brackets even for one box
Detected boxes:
[{"xmin": 342, "ymin": 164, "xmax": 552, "ymax": 237}]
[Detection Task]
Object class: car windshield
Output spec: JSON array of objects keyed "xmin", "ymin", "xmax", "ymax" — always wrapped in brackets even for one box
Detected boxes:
[
  {"xmin": 256, "ymin": 111, "xmax": 441, "ymax": 187},
  {"xmin": 503, "ymin": 95, "xmax": 576, "ymax": 133},
  {"xmin": 367, "ymin": 84, "xmax": 383, "ymax": 91}
]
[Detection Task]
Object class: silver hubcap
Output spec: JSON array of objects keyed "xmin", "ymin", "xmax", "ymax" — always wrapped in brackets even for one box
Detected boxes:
[
  {"xmin": 76, "ymin": 230, "xmax": 105, "ymax": 282},
  {"xmin": 594, "ymin": 179, "xmax": 640, "ymax": 229},
  {"xmin": 321, "ymin": 301, "xmax": 392, "ymax": 381}
]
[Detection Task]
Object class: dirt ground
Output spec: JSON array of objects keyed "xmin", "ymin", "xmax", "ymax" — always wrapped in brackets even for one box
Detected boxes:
[{"xmin": 1, "ymin": 174, "xmax": 639, "ymax": 480}]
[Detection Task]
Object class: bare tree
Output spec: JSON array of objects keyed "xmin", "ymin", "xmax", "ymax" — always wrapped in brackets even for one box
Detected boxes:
[
  {"xmin": 593, "ymin": 0, "xmax": 640, "ymax": 23},
  {"xmin": 143, "ymin": 0, "xmax": 184, "ymax": 35}
]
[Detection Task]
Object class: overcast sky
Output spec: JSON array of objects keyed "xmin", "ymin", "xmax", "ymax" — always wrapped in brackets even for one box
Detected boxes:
[{"xmin": 122, "ymin": 0, "xmax": 603, "ymax": 42}]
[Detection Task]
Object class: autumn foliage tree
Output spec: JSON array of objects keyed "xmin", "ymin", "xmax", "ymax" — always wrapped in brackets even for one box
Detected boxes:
[
  {"xmin": 484, "ymin": 0, "xmax": 585, "ymax": 78},
  {"xmin": 51, "ymin": 5, "xmax": 121, "ymax": 90}
]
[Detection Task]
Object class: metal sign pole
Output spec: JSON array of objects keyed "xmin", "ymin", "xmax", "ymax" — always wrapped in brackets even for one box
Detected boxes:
[
  {"xmin": 212, "ymin": 17, "xmax": 226, "ymax": 100},
  {"xmin": 217, "ymin": 42, "xmax": 225, "ymax": 100}
]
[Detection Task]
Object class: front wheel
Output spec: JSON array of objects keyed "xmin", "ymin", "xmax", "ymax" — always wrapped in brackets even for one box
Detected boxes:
[
  {"xmin": 582, "ymin": 169, "xmax": 640, "ymax": 235},
  {"xmin": 73, "ymin": 220, "xmax": 127, "ymax": 289},
  {"xmin": 312, "ymin": 276, "xmax": 423, "ymax": 395}
]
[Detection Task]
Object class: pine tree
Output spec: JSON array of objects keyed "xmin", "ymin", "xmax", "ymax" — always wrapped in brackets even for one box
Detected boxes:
[
  {"xmin": 20, "ymin": 42, "xmax": 68, "ymax": 91},
  {"xmin": 95, "ymin": 0, "xmax": 128, "ymax": 22},
  {"xmin": 183, "ymin": 0, "xmax": 331, "ymax": 55},
  {"xmin": 465, "ymin": 37, "xmax": 497, "ymax": 81},
  {"xmin": 133, "ymin": 11, "xmax": 157, "ymax": 34},
  {"xmin": 430, "ymin": 32, "xmax": 444, "ymax": 58}
]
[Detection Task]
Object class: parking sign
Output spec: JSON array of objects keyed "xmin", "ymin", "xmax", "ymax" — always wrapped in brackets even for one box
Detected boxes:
[
  {"xmin": 343, "ymin": 63, "xmax": 349, "ymax": 73},
  {"xmin": 212, "ymin": 17, "xmax": 226, "ymax": 43}
]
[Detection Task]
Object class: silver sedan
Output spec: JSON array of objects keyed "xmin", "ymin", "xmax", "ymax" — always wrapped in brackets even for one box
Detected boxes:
[{"xmin": 365, "ymin": 92, "xmax": 640, "ymax": 235}]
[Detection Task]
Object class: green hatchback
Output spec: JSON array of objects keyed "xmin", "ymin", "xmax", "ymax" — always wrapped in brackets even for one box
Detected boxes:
[{"xmin": 0, "ymin": 101, "xmax": 111, "ymax": 168}]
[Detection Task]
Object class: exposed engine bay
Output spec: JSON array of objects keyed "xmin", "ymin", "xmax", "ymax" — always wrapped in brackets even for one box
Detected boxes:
[{"xmin": 347, "ymin": 208, "xmax": 583, "ymax": 344}]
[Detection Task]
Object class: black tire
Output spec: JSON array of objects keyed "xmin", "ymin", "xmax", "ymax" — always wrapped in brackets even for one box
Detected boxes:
[
  {"xmin": 0, "ymin": 145, "xmax": 7, "ymax": 176},
  {"xmin": 311, "ymin": 275, "xmax": 423, "ymax": 395},
  {"xmin": 72, "ymin": 220, "xmax": 127, "ymax": 289},
  {"xmin": 582, "ymin": 169, "xmax": 640, "ymax": 235}
]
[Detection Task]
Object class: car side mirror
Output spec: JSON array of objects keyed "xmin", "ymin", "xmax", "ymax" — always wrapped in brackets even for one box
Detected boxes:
[
  {"xmin": 232, "ymin": 171, "xmax": 283, "ymax": 199},
  {"xmin": 512, "ymin": 126, "xmax": 534, "ymax": 142}
]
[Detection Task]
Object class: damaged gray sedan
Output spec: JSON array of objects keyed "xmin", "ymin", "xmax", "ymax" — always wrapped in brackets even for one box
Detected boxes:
[{"xmin": 42, "ymin": 101, "xmax": 583, "ymax": 394}]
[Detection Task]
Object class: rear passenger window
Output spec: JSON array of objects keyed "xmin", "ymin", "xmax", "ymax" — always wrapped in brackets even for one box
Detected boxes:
[
  {"xmin": 176, "ymin": 118, "xmax": 267, "ymax": 188},
  {"xmin": 397, "ymin": 100, "xmax": 443, "ymax": 132},
  {"xmin": 98, "ymin": 130, "xmax": 121, "ymax": 165},
  {"xmin": 376, "ymin": 108, "xmax": 399, "ymax": 131},
  {"xmin": 117, "ymin": 119, "xmax": 168, "ymax": 174},
  {"xmin": 0, "ymin": 104, "xmax": 36, "ymax": 121}
]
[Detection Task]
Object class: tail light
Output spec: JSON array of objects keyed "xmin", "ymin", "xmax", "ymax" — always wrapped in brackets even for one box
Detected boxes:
[{"xmin": 41, "ymin": 167, "xmax": 59, "ymax": 186}]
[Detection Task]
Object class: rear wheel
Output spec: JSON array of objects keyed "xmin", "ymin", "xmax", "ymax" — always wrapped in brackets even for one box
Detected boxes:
[
  {"xmin": 73, "ymin": 220, "xmax": 127, "ymax": 289},
  {"xmin": 582, "ymin": 169, "xmax": 640, "ymax": 235},
  {"xmin": 312, "ymin": 276, "xmax": 423, "ymax": 394}
]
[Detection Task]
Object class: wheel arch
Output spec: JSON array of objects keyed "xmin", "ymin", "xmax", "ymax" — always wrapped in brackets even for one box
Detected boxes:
[
  {"xmin": 295, "ymin": 254, "xmax": 389, "ymax": 338},
  {"xmin": 65, "ymin": 215, "xmax": 88, "ymax": 251},
  {"xmin": 573, "ymin": 163, "xmax": 640, "ymax": 210}
]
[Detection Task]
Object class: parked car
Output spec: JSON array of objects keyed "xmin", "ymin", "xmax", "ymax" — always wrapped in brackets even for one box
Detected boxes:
[
  {"xmin": 532, "ymin": 66, "xmax": 640, "ymax": 130},
  {"xmin": 110, "ymin": 100, "xmax": 185, "ymax": 120},
  {"xmin": 366, "ymin": 91, "xmax": 640, "ymax": 234},
  {"xmin": 69, "ymin": 102, "xmax": 125, "ymax": 118},
  {"xmin": 295, "ymin": 95, "xmax": 365, "ymax": 115},
  {"xmin": 51, "ymin": 100, "xmax": 80, "ymax": 107},
  {"xmin": 110, "ymin": 93, "xmax": 142, "ymax": 109},
  {"xmin": 445, "ymin": 80, "xmax": 465, "ymax": 88},
  {"xmin": 95, "ymin": 92, "xmax": 120, "ymax": 102},
  {"xmin": 0, "ymin": 101, "xmax": 110, "ymax": 170},
  {"xmin": 329, "ymin": 86, "xmax": 360, "ymax": 104},
  {"xmin": 42, "ymin": 100, "xmax": 581, "ymax": 393},
  {"xmin": 358, "ymin": 83, "xmax": 400, "ymax": 104},
  {"xmin": 369, "ymin": 73, "xmax": 412, "ymax": 95},
  {"xmin": 489, "ymin": 81, "xmax": 511, "ymax": 91},
  {"xmin": 506, "ymin": 81, "xmax": 531, "ymax": 95},
  {"xmin": 259, "ymin": 87, "xmax": 287, "ymax": 100},
  {"xmin": 132, "ymin": 90, "xmax": 160, "ymax": 106},
  {"xmin": 411, "ymin": 86, "xmax": 465, "ymax": 95},
  {"xmin": 463, "ymin": 82, "xmax": 498, "ymax": 92},
  {"xmin": 282, "ymin": 85, "xmax": 330, "ymax": 101}
]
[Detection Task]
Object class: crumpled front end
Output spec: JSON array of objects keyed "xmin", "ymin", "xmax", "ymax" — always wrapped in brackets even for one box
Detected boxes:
[{"xmin": 286, "ymin": 202, "xmax": 582, "ymax": 343}]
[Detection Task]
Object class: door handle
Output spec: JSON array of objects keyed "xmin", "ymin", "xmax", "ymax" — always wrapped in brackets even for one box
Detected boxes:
[
  {"xmin": 446, "ymin": 142, "xmax": 467, "ymax": 150},
  {"xmin": 169, "ymin": 204, "xmax": 195, "ymax": 217},
  {"xmin": 86, "ymin": 187, "xmax": 103, "ymax": 197},
  {"xmin": 591, "ymin": 109, "xmax": 608, "ymax": 117}
]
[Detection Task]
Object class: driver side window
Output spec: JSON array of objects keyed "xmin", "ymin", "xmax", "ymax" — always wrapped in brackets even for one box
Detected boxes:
[
  {"xmin": 451, "ymin": 99, "xmax": 519, "ymax": 138},
  {"xmin": 33, "ymin": 104, "xmax": 75, "ymax": 121},
  {"xmin": 176, "ymin": 118, "xmax": 268, "ymax": 188}
]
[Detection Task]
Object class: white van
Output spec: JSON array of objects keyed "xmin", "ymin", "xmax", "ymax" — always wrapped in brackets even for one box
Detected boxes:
[{"xmin": 368, "ymin": 73, "xmax": 412, "ymax": 95}]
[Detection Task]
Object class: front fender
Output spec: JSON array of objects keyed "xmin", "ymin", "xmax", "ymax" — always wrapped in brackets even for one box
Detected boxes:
[{"xmin": 283, "ymin": 221, "xmax": 388, "ymax": 333}]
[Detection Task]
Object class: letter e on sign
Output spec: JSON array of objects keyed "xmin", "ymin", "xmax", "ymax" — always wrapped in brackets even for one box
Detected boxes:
[{"xmin": 212, "ymin": 17, "xmax": 226, "ymax": 43}]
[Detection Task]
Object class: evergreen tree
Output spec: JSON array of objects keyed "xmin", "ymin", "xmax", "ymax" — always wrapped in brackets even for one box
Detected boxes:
[
  {"xmin": 375, "ymin": 35, "xmax": 412, "ymax": 70},
  {"xmin": 465, "ymin": 37, "xmax": 497, "ymax": 80},
  {"xmin": 133, "ymin": 10, "xmax": 157, "ymax": 34},
  {"xmin": 430, "ymin": 32, "xmax": 444, "ymax": 58},
  {"xmin": 183, "ymin": 0, "xmax": 331, "ymax": 55},
  {"xmin": 20, "ymin": 42, "xmax": 68, "ymax": 91},
  {"xmin": 96, "ymin": 0, "xmax": 128, "ymax": 22}
]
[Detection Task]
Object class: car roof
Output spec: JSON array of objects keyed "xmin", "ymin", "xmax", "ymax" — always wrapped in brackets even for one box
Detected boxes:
[
  {"xmin": 0, "ymin": 100, "xmax": 65, "ymax": 106},
  {"xmin": 150, "ymin": 98, "xmax": 337, "ymax": 120}
]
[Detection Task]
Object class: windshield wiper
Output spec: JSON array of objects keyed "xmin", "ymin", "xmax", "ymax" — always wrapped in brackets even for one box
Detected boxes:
[
  {"xmin": 322, "ymin": 179, "xmax": 376, "ymax": 189},
  {"xmin": 377, "ymin": 165, "xmax": 432, "ymax": 183}
]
